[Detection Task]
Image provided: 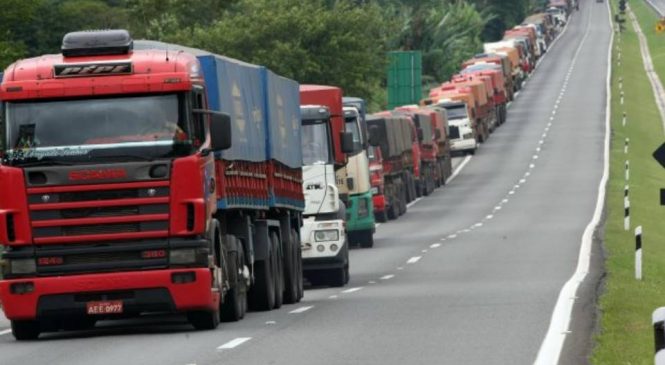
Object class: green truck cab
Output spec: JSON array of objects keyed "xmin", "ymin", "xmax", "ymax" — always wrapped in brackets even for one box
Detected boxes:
[{"xmin": 343, "ymin": 98, "xmax": 376, "ymax": 248}]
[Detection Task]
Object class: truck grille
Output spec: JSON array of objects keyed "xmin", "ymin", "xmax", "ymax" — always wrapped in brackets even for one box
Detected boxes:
[
  {"xmin": 27, "ymin": 181, "xmax": 170, "ymax": 244},
  {"xmin": 449, "ymin": 126, "xmax": 461, "ymax": 139}
]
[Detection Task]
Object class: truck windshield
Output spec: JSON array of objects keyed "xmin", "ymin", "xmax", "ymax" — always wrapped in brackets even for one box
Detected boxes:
[
  {"xmin": 345, "ymin": 116, "xmax": 363, "ymax": 153},
  {"xmin": 301, "ymin": 121, "xmax": 332, "ymax": 166},
  {"xmin": 443, "ymin": 105, "xmax": 468, "ymax": 120},
  {"xmin": 3, "ymin": 94, "xmax": 192, "ymax": 165}
]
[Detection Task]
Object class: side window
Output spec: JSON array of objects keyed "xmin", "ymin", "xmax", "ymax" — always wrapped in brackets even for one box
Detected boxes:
[{"xmin": 191, "ymin": 87, "xmax": 207, "ymax": 148}]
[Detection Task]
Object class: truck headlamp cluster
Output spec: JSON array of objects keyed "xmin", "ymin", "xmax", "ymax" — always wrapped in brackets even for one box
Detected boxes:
[
  {"xmin": 169, "ymin": 248, "xmax": 209, "ymax": 266},
  {"xmin": 9, "ymin": 259, "xmax": 36, "ymax": 275},
  {"xmin": 314, "ymin": 230, "xmax": 339, "ymax": 242}
]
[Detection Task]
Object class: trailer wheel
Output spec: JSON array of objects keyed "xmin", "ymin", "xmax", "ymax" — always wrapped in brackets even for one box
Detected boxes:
[
  {"xmin": 398, "ymin": 187, "xmax": 407, "ymax": 216},
  {"xmin": 358, "ymin": 230, "xmax": 374, "ymax": 249},
  {"xmin": 375, "ymin": 209, "xmax": 388, "ymax": 223},
  {"xmin": 249, "ymin": 247, "xmax": 276, "ymax": 311},
  {"xmin": 221, "ymin": 236, "xmax": 247, "ymax": 322},
  {"xmin": 271, "ymin": 232, "xmax": 284, "ymax": 310},
  {"xmin": 283, "ymin": 229, "xmax": 302, "ymax": 304},
  {"xmin": 11, "ymin": 320, "xmax": 40, "ymax": 341},
  {"xmin": 188, "ymin": 309, "xmax": 220, "ymax": 331}
]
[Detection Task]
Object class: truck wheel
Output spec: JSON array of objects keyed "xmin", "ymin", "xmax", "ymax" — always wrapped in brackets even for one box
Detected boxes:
[
  {"xmin": 398, "ymin": 191, "xmax": 407, "ymax": 216},
  {"xmin": 271, "ymin": 232, "xmax": 284, "ymax": 310},
  {"xmin": 188, "ymin": 309, "xmax": 220, "ymax": 331},
  {"xmin": 249, "ymin": 252, "xmax": 276, "ymax": 311},
  {"xmin": 221, "ymin": 236, "xmax": 247, "ymax": 322},
  {"xmin": 375, "ymin": 209, "xmax": 388, "ymax": 223},
  {"xmin": 359, "ymin": 230, "xmax": 374, "ymax": 249},
  {"xmin": 283, "ymin": 229, "xmax": 301, "ymax": 304},
  {"xmin": 11, "ymin": 320, "xmax": 40, "ymax": 341},
  {"xmin": 329, "ymin": 245, "xmax": 349, "ymax": 287}
]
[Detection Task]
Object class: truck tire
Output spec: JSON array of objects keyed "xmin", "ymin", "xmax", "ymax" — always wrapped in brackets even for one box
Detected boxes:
[
  {"xmin": 329, "ymin": 244, "xmax": 349, "ymax": 287},
  {"xmin": 11, "ymin": 320, "xmax": 40, "ymax": 341},
  {"xmin": 271, "ymin": 232, "xmax": 284, "ymax": 310},
  {"xmin": 188, "ymin": 309, "xmax": 220, "ymax": 331},
  {"xmin": 249, "ymin": 252, "xmax": 276, "ymax": 311},
  {"xmin": 221, "ymin": 236, "xmax": 247, "ymax": 322},
  {"xmin": 375, "ymin": 209, "xmax": 388, "ymax": 223},
  {"xmin": 398, "ymin": 187, "xmax": 407, "ymax": 216},
  {"xmin": 283, "ymin": 229, "xmax": 302, "ymax": 304},
  {"xmin": 358, "ymin": 230, "xmax": 374, "ymax": 248}
]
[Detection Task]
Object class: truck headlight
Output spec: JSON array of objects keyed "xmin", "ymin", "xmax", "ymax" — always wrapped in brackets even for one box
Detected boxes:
[
  {"xmin": 170, "ymin": 249, "xmax": 197, "ymax": 265},
  {"xmin": 10, "ymin": 259, "xmax": 36, "ymax": 275},
  {"xmin": 463, "ymin": 132, "xmax": 474, "ymax": 139},
  {"xmin": 314, "ymin": 230, "xmax": 339, "ymax": 242}
]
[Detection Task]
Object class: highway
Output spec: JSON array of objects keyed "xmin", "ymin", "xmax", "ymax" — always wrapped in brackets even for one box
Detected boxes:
[
  {"xmin": 646, "ymin": 0, "xmax": 665, "ymax": 15},
  {"xmin": 0, "ymin": 1, "xmax": 611, "ymax": 364}
]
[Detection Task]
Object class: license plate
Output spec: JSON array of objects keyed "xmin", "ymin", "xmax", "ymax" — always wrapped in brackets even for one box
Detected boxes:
[
  {"xmin": 370, "ymin": 187, "xmax": 379, "ymax": 194},
  {"xmin": 86, "ymin": 300, "xmax": 123, "ymax": 315}
]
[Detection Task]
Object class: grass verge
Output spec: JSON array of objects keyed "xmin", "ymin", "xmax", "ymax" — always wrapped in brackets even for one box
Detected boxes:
[{"xmin": 591, "ymin": 1, "xmax": 665, "ymax": 364}]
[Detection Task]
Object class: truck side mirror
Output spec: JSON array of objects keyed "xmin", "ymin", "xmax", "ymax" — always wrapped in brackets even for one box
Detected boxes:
[
  {"xmin": 210, "ymin": 112, "xmax": 232, "ymax": 151},
  {"xmin": 435, "ymin": 129, "xmax": 442, "ymax": 140},
  {"xmin": 341, "ymin": 131, "xmax": 355, "ymax": 154},
  {"xmin": 368, "ymin": 126, "xmax": 381, "ymax": 147},
  {"xmin": 417, "ymin": 128, "xmax": 424, "ymax": 142}
]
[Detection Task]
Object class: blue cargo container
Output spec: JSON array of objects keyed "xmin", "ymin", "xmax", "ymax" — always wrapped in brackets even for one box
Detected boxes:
[
  {"xmin": 264, "ymin": 70, "xmax": 302, "ymax": 169},
  {"xmin": 134, "ymin": 40, "xmax": 301, "ymax": 168},
  {"xmin": 198, "ymin": 54, "xmax": 266, "ymax": 163}
]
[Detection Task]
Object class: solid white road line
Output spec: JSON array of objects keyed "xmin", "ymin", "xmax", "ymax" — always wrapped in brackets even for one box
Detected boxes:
[
  {"xmin": 341, "ymin": 287, "xmax": 363, "ymax": 294},
  {"xmin": 446, "ymin": 155, "xmax": 472, "ymax": 184},
  {"xmin": 289, "ymin": 306, "xmax": 314, "ymax": 314},
  {"xmin": 535, "ymin": 2, "xmax": 609, "ymax": 364},
  {"xmin": 406, "ymin": 256, "xmax": 422, "ymax": 264},
  {"xmin": 0, "ymin": 329, "xmax": 11, "ymax": 336},
  {"xmin": 217, "ymin": 337, "xmax": 252, "ymax": 351},
  {"xmin": 406, "ymin": 197, "xmax": 422, "ymax": 209}
]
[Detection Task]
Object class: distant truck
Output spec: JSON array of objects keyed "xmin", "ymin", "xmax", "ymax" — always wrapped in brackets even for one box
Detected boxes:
[
  {"xmin": 367, "ymin": 114, "xmax": 413, "ymax": 220},
  {"xmin": 299, "ymin": 85, "xmax": 354, "ymax": 286},
  {"xmin": 0, "ymin": 31, "xmax": 305, "ymax": 340},
  {"xmin": 342, "ymin": 97, "xmax": 376, "ymax": 248}
]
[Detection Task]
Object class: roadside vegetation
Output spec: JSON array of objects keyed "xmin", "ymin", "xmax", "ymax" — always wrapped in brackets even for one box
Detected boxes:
[
  {"xmin": 0, "ymin": 0, "xmax": 538, "ymax": 110},
  {"xmin": 592, "ymin": 1, "xmax": 665, "ymax": 363}
]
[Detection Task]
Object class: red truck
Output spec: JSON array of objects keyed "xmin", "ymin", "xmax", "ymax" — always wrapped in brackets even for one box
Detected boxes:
[
  {"xmin": 460, "ymin": 64, "xmax": 508, "ymax": 127},
  {"xmin": 366, "ymin": 114, "xmax": 413, "ymax": 220},
  {"xmin": 0, "ymin": 31, "xmax": 305, "ymax": 340},
  {"xmin": 394, "ymin": 107, "xmax": 439, "ymax": 196}
]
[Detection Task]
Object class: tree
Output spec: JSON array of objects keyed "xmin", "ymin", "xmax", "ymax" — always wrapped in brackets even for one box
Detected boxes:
[{"xmin": 179, "ymin": 0, "xmax": 394, "ymax": 109}]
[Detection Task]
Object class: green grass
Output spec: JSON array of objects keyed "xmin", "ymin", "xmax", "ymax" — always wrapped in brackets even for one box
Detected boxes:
[{"xmin": 591, "ymin": 1, "xmax": 665, "ymax": 364}]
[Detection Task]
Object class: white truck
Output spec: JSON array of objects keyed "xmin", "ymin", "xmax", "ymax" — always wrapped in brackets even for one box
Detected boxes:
[
  {"xmin": 300, "ymin": 104, "xmax": 352, "ymax": 287},
  {"xmin": 434, "ymin": 99, "xmax": 478, "ymax": 155}
]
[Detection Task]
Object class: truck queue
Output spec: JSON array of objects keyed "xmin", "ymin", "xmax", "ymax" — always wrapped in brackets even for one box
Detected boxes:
[{"xmin": 0, "ymin": 1, "xmax": 573, "ymax": 340}]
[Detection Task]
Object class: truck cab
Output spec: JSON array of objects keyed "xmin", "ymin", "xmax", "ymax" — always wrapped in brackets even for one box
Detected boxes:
[
  {"xmin": 341, "ymin": 104, "xmax": 375, "ymax": 248},
  {"xmin": 435, "ymin": 99, "xmax": 478, "ymax": 155},
  {"xmin": 299, "ymin": 104, "xmax": 351, "ymax": 287}
]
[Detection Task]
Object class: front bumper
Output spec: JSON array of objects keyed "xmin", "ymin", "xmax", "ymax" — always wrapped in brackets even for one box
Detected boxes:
[
  {"xmin": 450, "ymin": 138, "xmax": 477, "ymax": 152},
  {"xmin": 0, "ymin": 268, "xmax": 217, "ymax": 320},
  {"xmin": 301, "ymin": 219, "xmax": 345, "ymax": 261}
]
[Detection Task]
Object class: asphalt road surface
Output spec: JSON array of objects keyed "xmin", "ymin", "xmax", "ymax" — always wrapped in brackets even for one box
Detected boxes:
[
  {"xmin": 0, "ymin": 1, "xmax": 611, "ymax": 364},
  {"xmin": 646, "ymin": 0, "xmax": 665, "ymax": 15}
]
